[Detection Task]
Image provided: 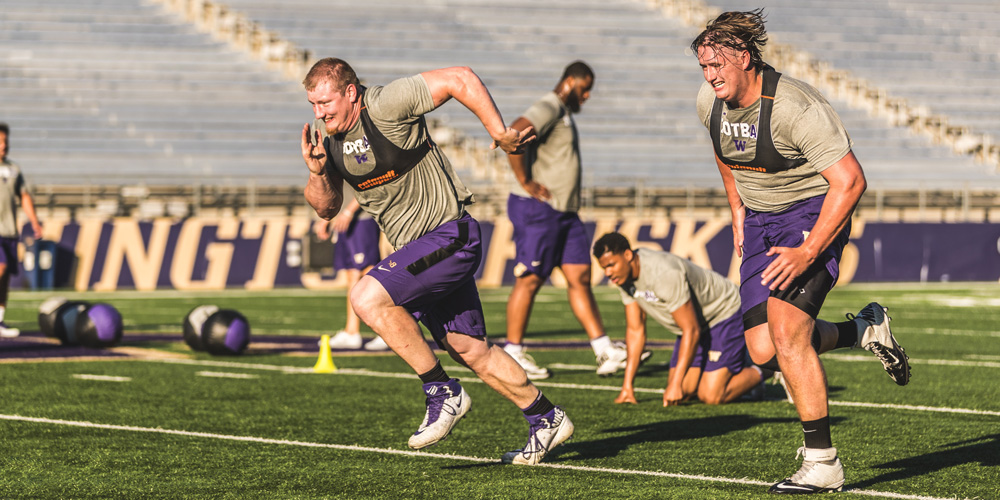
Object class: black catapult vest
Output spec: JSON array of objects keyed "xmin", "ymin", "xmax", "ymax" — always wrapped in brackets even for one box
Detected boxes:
[
  {"xmin": 710, "ymin": 66, "xmax": 807, "ymax": 174},
  {"xmin": 324, "ymin": 91, "xmax": 435, "ymax": 191}
]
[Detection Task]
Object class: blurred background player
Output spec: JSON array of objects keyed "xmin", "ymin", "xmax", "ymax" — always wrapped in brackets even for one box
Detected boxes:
[
  {"xmin": 692, "ymin": 10, "xmax": 910, "ymax": 493},
  {"xmin": 503, "ymin": 61, "xmax": 634, "ymax": 379},
  {"xmin": 593, "ymin": 232, "xmax": 767, "ymax": 406},
  {"xmin": 301, "ymin": 58, "xmax": 572, "ymax": 464},
  {"xmin": 0, "ymin": 123, "xmax": 43, "ymax": 338},
  {"xmin": 314, "ymin": 187, "xmax": 388, "ymax": 351}
]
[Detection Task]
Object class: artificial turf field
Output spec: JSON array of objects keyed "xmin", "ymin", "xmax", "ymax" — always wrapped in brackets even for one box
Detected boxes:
[{"xmin": 1, "ymin": 283, "xmax": 998, "ymax": 499}]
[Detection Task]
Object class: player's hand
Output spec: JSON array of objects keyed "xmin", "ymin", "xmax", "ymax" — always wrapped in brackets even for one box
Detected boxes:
[
  {"xmin": 731, "ymin": 207, "xmax": 746, "ymax": 258},
  {"xmin": 522, "ymin": 180, "xmax": 551, "ymax": 202},
  {"xmin": 331, "ymin": 211, "xmax": 353, "ymax": 233},
  {"xmin": 761, "ymin": 246, "xmax": 816, "ymax": 291},
  {"xmin": 491, "ymin": 125, "xmax": 535, "ymax": 154},
  {"xmin": 663, "ymin": 384, "xmax": 684, "ymax": 407},
  {"xmin": 314, "ymin": 219, "xmax": 332, "ymax": 241},
  {"xmin": 614, "ymin": 388, "xmax": 638, "ymax": 405},
  {"xmin": 31, "ymin": 222, "xmax": 43, "ymax": 240},
  {"xmin": 301, "ymin": 123, "xmax": 327, "ymax": 175}
]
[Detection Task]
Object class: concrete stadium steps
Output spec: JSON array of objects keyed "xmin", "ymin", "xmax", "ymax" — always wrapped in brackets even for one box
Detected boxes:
[
  {"xmin": 0, "ymin": 0, "xmax": 310, "ymax": 186},
  {"xmin": 705, "ymin": 0, "xmax": 1000, "ymax": 144},
  {"xmin": 1, "ymin": 0, "xmax": 992, "ymax": 190},
  {"xmin": 214, "ymin": 0, "xmax": 987, "ymax": 189}
]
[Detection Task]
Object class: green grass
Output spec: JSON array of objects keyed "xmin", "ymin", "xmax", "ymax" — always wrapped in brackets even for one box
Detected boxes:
[{"xmin": 1, "ymin": 283, "xmax": 998, "ymax": 499}]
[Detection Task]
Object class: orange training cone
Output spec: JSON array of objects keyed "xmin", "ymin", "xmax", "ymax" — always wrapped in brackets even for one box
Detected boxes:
[{"xmin": 314, "ymin": 334, "xmax": 337, "ymax": 373}]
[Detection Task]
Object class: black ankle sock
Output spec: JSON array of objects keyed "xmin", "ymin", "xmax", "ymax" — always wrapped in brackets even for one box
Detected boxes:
[
  {"xmin": 522, "ymin": 392, "xmax": 555, "ymax": 416},
  {"xmin": 802, "ymin": 416, "xmax": 833, "ymax": 449},
  {"xmin": 418, "ymin": 361, "xmax": 450, "ymax": 384},
  {"xmin": 834, "ymin": 320, "xmax": 859, "ymax": 349}
]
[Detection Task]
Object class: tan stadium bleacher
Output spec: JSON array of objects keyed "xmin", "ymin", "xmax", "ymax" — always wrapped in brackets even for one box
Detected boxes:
[
  {"xmin": 191, "ymin": 0, "xmax": 995, "ymax": 190},
  {"xmin": 1, "ymin": 0, "xmax": 997, "ymax": 220},
  {"xmin": 0, "ymin": 0, "xmax": 308, "ymax": 186},
  {"xmin": 703, "ymin": 0, "xmax": 1000, "ymax": 164}
]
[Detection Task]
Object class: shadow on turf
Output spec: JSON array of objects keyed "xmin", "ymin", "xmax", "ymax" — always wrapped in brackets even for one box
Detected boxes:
[
  {"xmin": 847, "ymin": 433, "xmax": 1000, "ymax": 491},
  {"xmin": 556, "ymin": 415, "xmax": 846, "ymax": 461}
]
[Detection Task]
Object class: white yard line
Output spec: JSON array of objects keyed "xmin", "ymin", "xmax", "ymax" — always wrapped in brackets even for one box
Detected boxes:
[
  {"xmin": 196, "ymin": 371, "xmax": 259, "ymax": 379},
  {"xmin": 146, "ymin": 359, "xmax": 1000, "ymax": 418},
  {"xmin": 0, "ymin": 413, "xmax": 965, "ymax": 500},
  {"xmin": 71, "ymin": 374, "xmax": 132, "ymax": 382}
]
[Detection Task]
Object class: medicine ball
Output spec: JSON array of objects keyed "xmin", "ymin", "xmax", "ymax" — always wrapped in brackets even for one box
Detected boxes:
[
  {"xmin": 39, "ymin": 299, "xmax": 90, "ymax": 345},
  {"xmin": 75, "ymin": 303, "xmax": 124, "ymax": 349},
  {"xmin": 38, "ymin": 297, "xmax": 68, "ymax": 338},
  {"xmin": 183, "ymin": 305, "xmax": 219, "ymax": 351},
  {"xmin": 201, "ymin": 309, "xmax": 251, "ymax": 356}
]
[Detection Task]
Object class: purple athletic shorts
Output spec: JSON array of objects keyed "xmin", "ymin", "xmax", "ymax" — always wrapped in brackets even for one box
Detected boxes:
[
  {"xmin": 739, "ymin": 195, "xmax": 851, "ymax": 326},
  {"xmin": 507, "ymin": 194, "xmax": 592, "ymax": 280},
  {"xmin": 669, "ymin": 311, "xmax": 748, "ymax": 374},
  {"xmin": 333, "ymin": 217, "xmax": 380, "ymax": 272},
  {"xmin": 0, "ymin": 237, "xmax": 18, "ymax": 276},
  {"xmin": 369, "ymin": 213, "xmax": 487, "ymax": 348}
]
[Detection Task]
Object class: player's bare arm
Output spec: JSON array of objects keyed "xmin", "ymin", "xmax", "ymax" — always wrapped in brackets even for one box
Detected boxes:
[
  {"xmin": 715, "ymin": 154, "xmax": 745, "ymax": 257},
  {"xmin": 506, "ymin": 116, "xmax": 551, "ymax": 201},
  {"xmin": 616, "ymin": 301, "xmax": 647, "ymax": 405},
  {"xmin": 761, "ymin": 151, "xmax": 866, "ymax": 290},
  {"xmin": 665, "ymin": 300, "xmax": 701, "ymax": 406},
  {"xmin": 421, "ymin": 66, "xmax": 535, "ymax": 154},
  {"xmin": 302, "ymin": 123, "xmax": 345, "ymax": 220},
  {"xmin": 20, "ymin": 191, "xmax": 42, "ymax": 239}
]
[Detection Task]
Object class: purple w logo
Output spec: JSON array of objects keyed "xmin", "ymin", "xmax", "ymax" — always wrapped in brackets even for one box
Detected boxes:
[{"xmin": 733, "ymin": 139, "xmax": 747, "ymax": 152}]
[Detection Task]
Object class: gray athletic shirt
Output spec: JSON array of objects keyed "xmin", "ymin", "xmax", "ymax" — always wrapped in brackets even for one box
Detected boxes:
[
  {"xmin": 336, "ymin": 75, "xmax": 474, "ymax": 249},
  {"xmin": 618, "ymin": 249, "xmax": 741, "ymax": 335},
  {"xmin": 510, "ymin": 92, "xmax": 581, "ymax": 213},
  {"xmin": 696, "ymin": 74, "xmax": 853, "ymax": 213},
  {"xmin": 0, "ymin": 159, "xmax": 30, "ymax": 238}
]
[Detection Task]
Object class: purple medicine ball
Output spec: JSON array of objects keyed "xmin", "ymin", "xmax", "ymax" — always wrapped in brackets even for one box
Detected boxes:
[
  {"xmin": 201, "ymin": 309, "xmax": 251, "ymax": 356},
  {"xmin": 76, "ymin": 303, "xmax": 124, "ymax": 349}
]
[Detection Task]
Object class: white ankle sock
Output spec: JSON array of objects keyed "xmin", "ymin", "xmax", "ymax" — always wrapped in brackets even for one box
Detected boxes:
[
  {"xmin": 590, "ymin": 335, "xmax": 611, "ymax": 356},
  {"xmin": 504, "ymin": 342, "xmax": 524, "ymax": 354}
]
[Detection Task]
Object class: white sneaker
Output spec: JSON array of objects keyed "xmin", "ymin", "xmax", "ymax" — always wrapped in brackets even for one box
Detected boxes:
[
  {"xmin": 849, "ymin": 302, "xmax": 910, "ymax": 386},
  {"xmin": 0, "ymin": 323, "xmax": 20, "ymax": 338},
  {"xmin": 364, "ymin": 335, "xmax": 389, "ymax": 351},
  {"xmin": 595, "ymin": 342, "xmax": 628, "ymax": 376},
  {"xmin": 504, "ymin": 345, "xmax": 551, "ymax": 380},
  {"xmin": 324, "ymin": 331, "xmax": 362, "ymax": 349},
  {"xmin": 408, "ymin": 379, "xmax": 471, "ymax": 449},
  {"xmin": 502, "ymin": 406, "xmax": 574, "ymax": 465},
  {"xmin": 769, "ymin": 446, "xmax": 845, "ymax": 494}
]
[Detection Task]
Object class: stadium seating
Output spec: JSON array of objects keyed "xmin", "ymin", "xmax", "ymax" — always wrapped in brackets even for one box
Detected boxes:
[
  {"xmin": 0, "ymin": 0, "xmax": 307, "ymax": 186},
  {"xmin": 0, "ymin": 0, "xmax": 995, "ymax": 197},
  {"xmin": 704, "ymin": 0, "xmax": 1000, "ymax": 161}
]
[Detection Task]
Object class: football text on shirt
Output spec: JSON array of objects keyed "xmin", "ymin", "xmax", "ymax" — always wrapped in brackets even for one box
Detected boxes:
[
  {"xmin": 719, "ymin": 121, "xmax": 757, "ymax": 153},
  {"xmin": 343, "ymin": 137, "xmax": 372, "ymax": 164}
]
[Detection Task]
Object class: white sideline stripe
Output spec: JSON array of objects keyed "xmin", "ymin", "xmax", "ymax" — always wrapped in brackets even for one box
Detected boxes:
[
  {"xmin": 0, "ymin": 413, "xmax": 958, "ymax": 500},
  {"xmin": 912, "ymin": 328, "xmax": 1000, "ymax": 338},
  {"xmin": 549, "ymin": 363, "xmax": 607, "ymax": 371},
  {"xmin": 823, "ymin": 354, "xmax": 1000, "ymax": 369},
  {"xmin": 830, "ymin": 401, "xmax": 1000, "ymax": 417},
  {"xmin": 72, "ymin": 374, "xmax": 132, "ymax": 382},
  {"xmin": 149, "ymin": 359, "xmax": 1000, "ymax": 418},
  {"xmin": 196, "ymin": 371, "xmax": 259, "ymax": 380},
  {"xmin": 966, "ymin": 355, "xmax": 1000, "ymax": 361}
]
